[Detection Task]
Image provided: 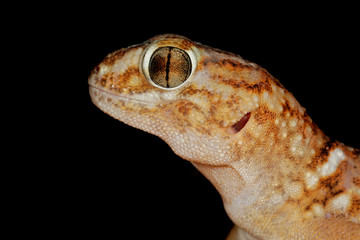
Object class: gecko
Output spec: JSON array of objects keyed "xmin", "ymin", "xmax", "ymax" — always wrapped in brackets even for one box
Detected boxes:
[{"xmin": 88, "ymin": 34, "xmax": 360, "ymax": 240}]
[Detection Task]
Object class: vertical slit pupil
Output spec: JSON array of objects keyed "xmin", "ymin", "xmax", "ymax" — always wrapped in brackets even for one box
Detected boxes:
[
  {"xmin": 165, "ymin": 47, "xmax": 173, "ymax": 88},
  {"xmin": 149, "ymin": 47, "xmax": 191, "ymax": 88}
]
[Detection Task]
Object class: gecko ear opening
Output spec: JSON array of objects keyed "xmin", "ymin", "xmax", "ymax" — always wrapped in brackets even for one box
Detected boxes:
[{"xmin": 230, "ymin": 112, "xmax": 251, "ymax": 134}]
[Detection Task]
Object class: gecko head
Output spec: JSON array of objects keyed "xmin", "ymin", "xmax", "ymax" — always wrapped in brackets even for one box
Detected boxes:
[{"xmin": 89, "ymin": 34, "xmax": 305, "ymax": 165}]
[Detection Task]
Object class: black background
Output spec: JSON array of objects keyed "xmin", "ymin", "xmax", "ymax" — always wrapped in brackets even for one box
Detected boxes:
[{"xmin": 20, "ymin": 4, "xmax": 359, "ymax": 239}]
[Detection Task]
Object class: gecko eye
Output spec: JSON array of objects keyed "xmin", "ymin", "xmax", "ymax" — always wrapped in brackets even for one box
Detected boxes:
[
  {"xmin": 148, "ymin": 47, "xmax": 192, "ymax": 88},
  {"xmin": 141, "ymin": 37, "xmax": 198, "ymax": 90}
]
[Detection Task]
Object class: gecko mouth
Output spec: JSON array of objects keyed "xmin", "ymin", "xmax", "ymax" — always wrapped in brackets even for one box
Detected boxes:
[
  {"xmin": 230, "ymin": 112, "xmax": 251, "ymax": 134},
  {"xmin": 89, "ymin": 85, "xmax": 155, "ymax": 105}
]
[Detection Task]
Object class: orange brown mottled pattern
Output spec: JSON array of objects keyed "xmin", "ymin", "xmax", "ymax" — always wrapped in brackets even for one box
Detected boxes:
[{"xmin": 89, "ymin": 35, "xmax": 359, "ymax": 240}]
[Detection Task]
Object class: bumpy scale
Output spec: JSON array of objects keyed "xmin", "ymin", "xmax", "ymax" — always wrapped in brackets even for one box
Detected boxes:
[{"xmin": 89, "ymin": 34, "xmax": 360, "ymax": 240}]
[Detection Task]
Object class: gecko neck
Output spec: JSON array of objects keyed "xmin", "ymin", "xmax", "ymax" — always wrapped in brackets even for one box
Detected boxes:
[{"xmin": 191, "ymin": 115, "xmax": 360, "ymax": 236}]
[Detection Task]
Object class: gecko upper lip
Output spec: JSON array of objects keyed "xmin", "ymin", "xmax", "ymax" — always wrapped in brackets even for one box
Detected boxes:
[{"xmin": 89, "ymin": 85, "xmax": 154, "ymax": 104}]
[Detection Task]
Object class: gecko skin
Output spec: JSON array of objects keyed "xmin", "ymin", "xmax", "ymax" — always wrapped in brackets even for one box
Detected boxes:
[{"xmin": 89, "ymin": 34, "xmax": 360, "ymax": 239}]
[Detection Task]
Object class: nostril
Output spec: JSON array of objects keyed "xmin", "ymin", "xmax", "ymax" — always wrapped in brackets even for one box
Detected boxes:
[
  {"xmin": 89, "ymin": 65, "xmax": 101, "ymax": 78},
  {"xmin": 230, "ymin": 112, "xmax": 251, "ymax": 134},
  {"xmin": 88, "ymin": 65, "xmax": 101, "ymax": 86},
  {"xmin": 93, "ymin": 65, "xmax": 100, "ymax": 75}
]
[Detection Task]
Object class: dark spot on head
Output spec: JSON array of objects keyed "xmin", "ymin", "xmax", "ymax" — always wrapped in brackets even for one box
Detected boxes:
[
  {"xmin": 304, "ymin": 204, "xmax": 311, "ymax": 211},
  {"xmin": 254, "ymin": 105, "xmax": 276, "ymax": 124},
  {"xmin": 353, "ymin": 177, "xmax": 360, "ymax": 186},
  {"xmin": 307, "ymin": 140, "xmax": 335, "ymax": 169},
  {"xmin": 221, "ymin": 59, "xmax": 244, "ymax": 68},
  {"xmin": 178, "ymin": 104, "xmax": 191, "ymax": 116},
  {"xmin": 349, "ymin": 196, "xmax": 360, "ymax": 215}
]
